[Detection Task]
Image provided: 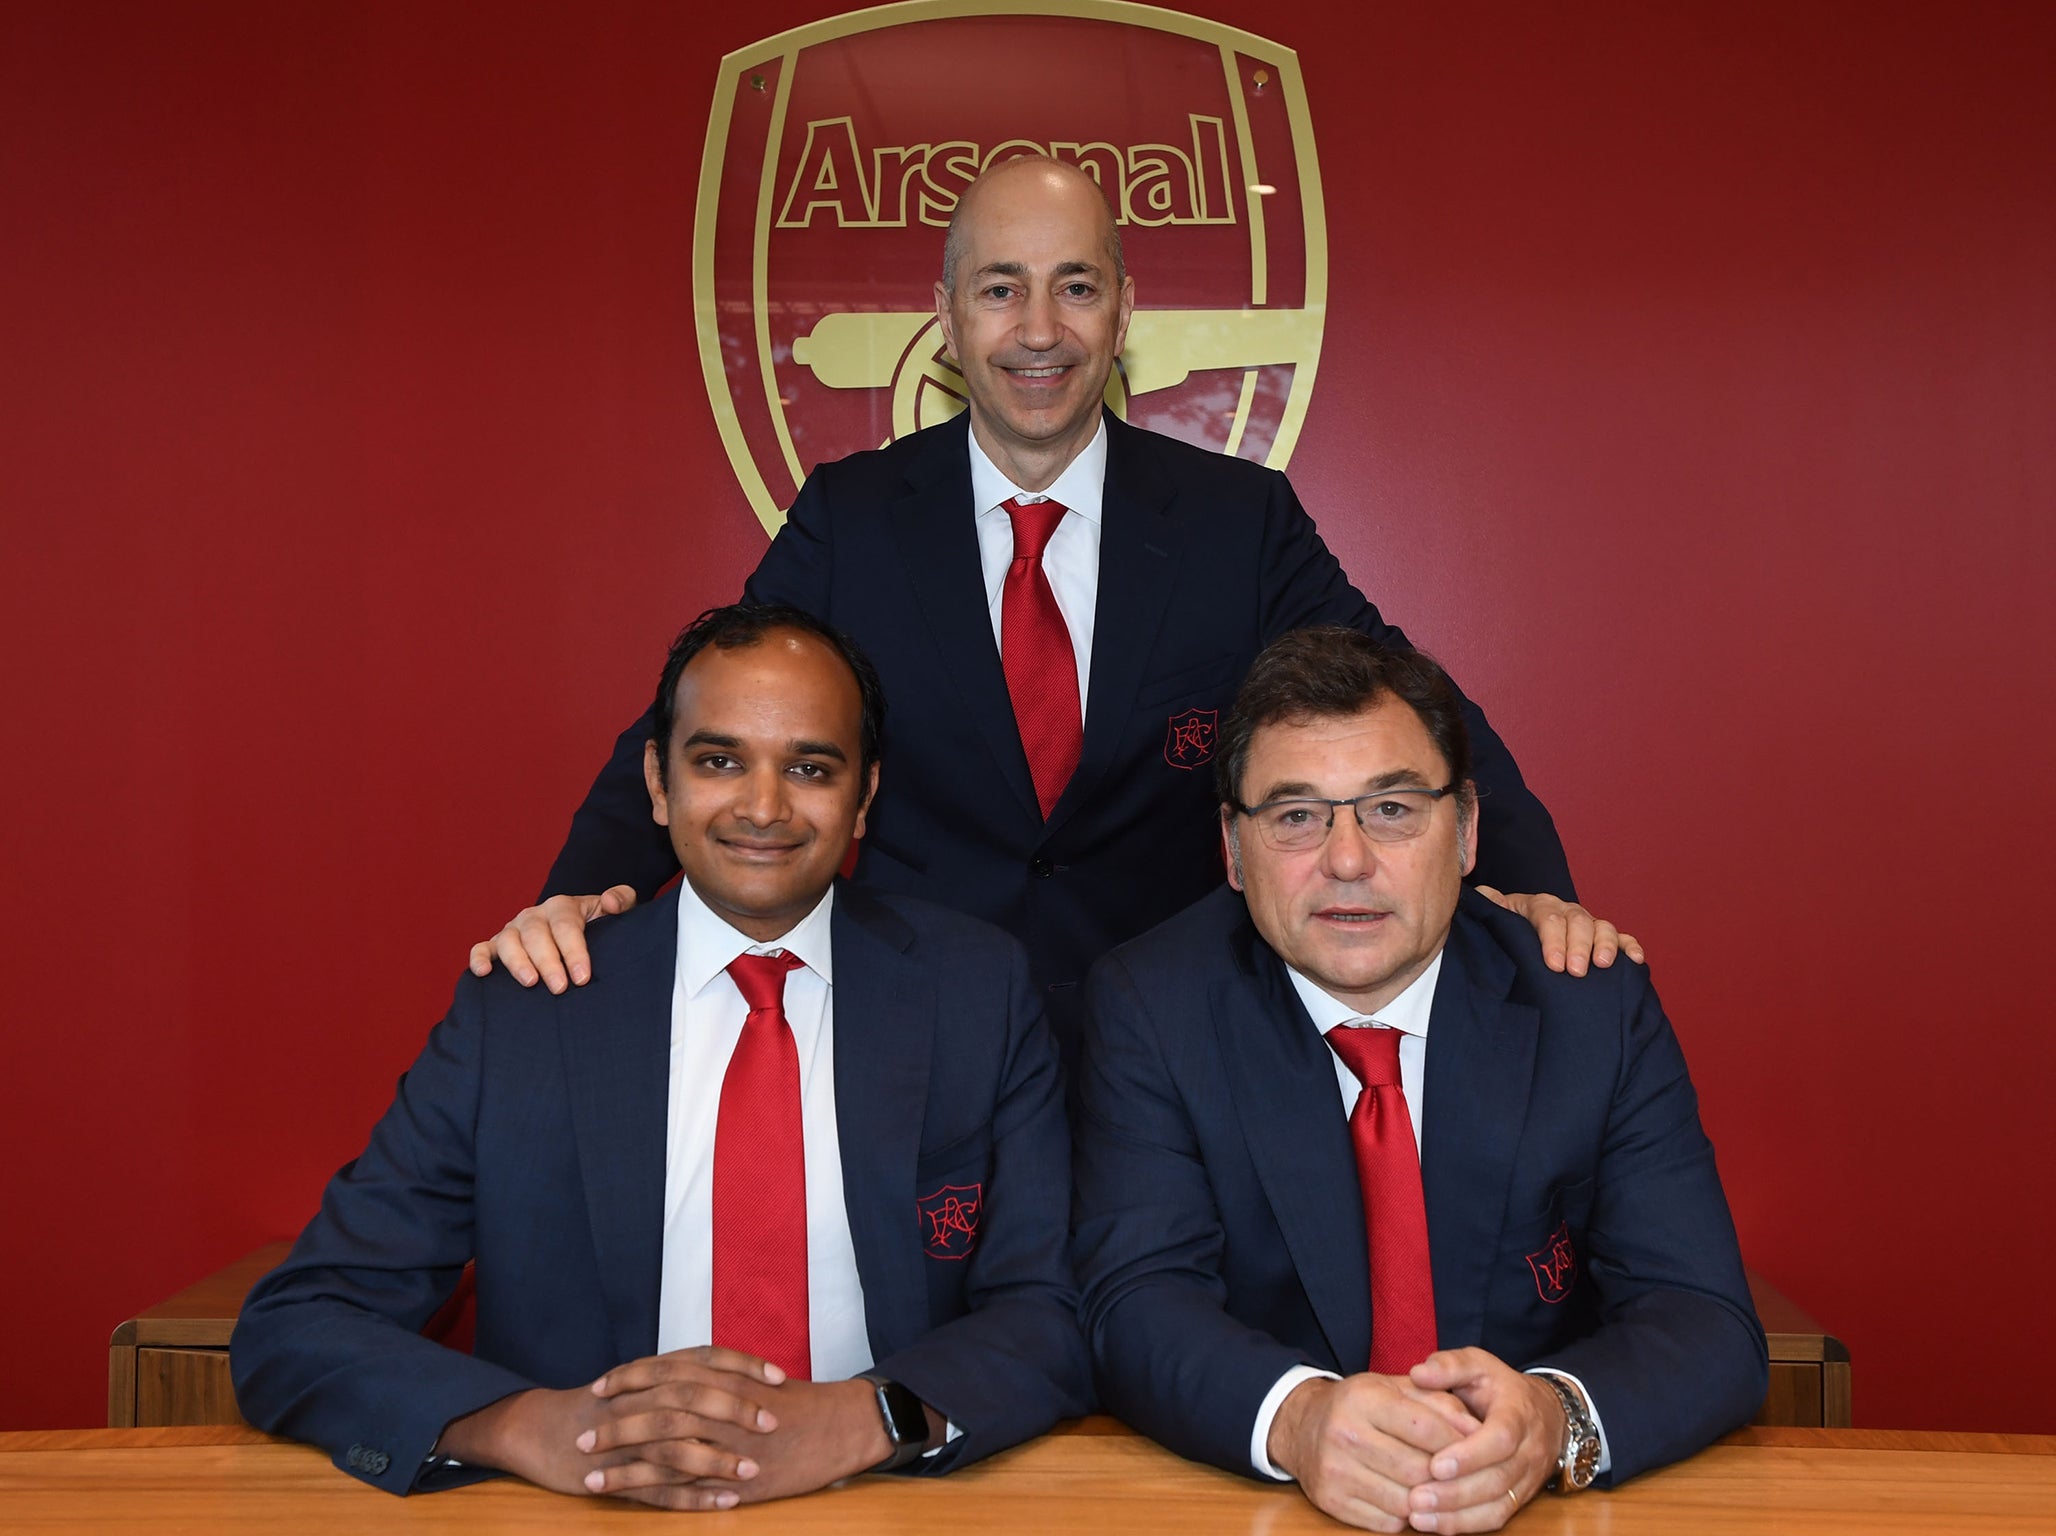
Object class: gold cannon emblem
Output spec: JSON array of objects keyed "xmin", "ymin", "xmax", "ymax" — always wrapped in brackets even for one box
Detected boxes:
[{"xmin": 696, "ymin": 1, "xmax": 1329, "ymax": 536}]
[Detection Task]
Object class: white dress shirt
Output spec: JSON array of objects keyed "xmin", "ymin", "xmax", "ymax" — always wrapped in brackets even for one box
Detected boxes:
[
  {"xmin": 655, "ymin": 880, "xmax": 873, "ymax": 1381},
  {"xmin": 968, "ymin": 419, "xmax": 1106, "ymax": 724},
  {"xmin": 1248, "ymin": 950, "xmax": 1611, "ymax": 1481}
]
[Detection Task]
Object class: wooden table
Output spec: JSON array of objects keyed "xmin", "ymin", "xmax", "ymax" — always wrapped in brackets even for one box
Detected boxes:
[{"xmin": 3, "ymin": 1421, "xmax": 2050, "ymax": 1534}]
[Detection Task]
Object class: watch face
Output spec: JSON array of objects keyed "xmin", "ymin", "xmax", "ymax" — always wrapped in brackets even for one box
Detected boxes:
[
  {"xmin": 1567, "ymin": 1431, "xmax": 1601, "ymax": 1489},
  {"xmin": 1543, "ymin": 1376, "xmax": 1599, "ymax": 1492}
]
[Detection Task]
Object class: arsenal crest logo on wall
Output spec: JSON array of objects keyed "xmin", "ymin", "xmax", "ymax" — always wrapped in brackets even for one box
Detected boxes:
[{"xmin": 695, "ymin": 0, "xmax": 1330, "ymax": 534}]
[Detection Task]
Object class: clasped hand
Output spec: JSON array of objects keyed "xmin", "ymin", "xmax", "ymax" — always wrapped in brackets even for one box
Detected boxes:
[
  {"xmin": 440, "ymin": 1344, "xmax": 893, "ymax": 1511},
  {"xmin": 1268, "ymin": 1348, "xmax": 1568, "ymax": 1533}
]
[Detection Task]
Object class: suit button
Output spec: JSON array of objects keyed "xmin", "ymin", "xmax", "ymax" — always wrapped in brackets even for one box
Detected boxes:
[
  {"xmin": 368, "ymin": 1450, "xmax": 391, "ymax": 1475},
  {"xmin": 1029, "ymin": 855, "xmax": 1054, "ymax": 879}
]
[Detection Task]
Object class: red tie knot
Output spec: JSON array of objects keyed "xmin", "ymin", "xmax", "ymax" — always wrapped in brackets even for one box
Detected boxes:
[
  {"xmin": 1001, "ymin": 496, "xmax": 1068, "ymax": 564},
  {"xmin": 1325, "ymin": 1024, "xmax": 1403, "ymax": 1089},
  {"xmin": 727, "ymin": 950, "xmax": 804, "ymax": 1014}
]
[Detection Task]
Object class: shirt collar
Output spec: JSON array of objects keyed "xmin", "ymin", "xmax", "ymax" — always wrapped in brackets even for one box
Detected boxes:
[
  {"xmin": 674, "ymin": 875, "xmax": 836, "ymax": 1000},
  {"xmin": 1286, "ymin": 947, "xmax": 1446, "ymax": 1040},
  {"xmin": 967, "ymin": 415, "xmax": 1107, "ymax": 526}
]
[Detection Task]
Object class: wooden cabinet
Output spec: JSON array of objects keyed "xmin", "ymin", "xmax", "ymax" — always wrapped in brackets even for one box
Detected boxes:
[
  {"xmin": 107, "ymin": 1243, "xmax": 289, "ymax": 1428},
  {"xmin": 1749, "ymin": 1269, "xmax": 1853, "ymax": 1427}
]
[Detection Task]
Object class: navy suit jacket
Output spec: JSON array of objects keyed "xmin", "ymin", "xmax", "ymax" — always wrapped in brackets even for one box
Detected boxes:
[
  {"xmin": 232, "ymin": 883, "xmax": 1089, "ymax": 1494},
  {"xmin": 544, "ymin": 414, "xmax": 1573, "ymax": 1053},
  {"xmin": 1073, "ymin": 886, "xmax": 1766, "ymax": 1483}
]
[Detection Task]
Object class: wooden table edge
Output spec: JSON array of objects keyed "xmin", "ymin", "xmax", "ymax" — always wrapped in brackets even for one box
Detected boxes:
[
  {"xmin": 0, "ymin": 1426, "xmax": 285, "ymax": 1452},
  {"xmin": 9, "ymin": 1421, "xmax": 2053, "ymax": 1457},
  {"xmin": 1719, "ymin": 1425, "xmax": 2056, "ymax": 1455}
]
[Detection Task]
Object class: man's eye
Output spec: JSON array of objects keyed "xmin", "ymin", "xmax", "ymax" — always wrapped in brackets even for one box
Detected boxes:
[
  {"xmin": 1273, "ymin": 806, "xmax": 1320, "ymax": 827},
  {"xmin": 1367, "ymin": 798, "xmax": 1415, "ymax": 821},
  {"xmin": 1062, "ymin": 281, "xmax": 1093, "ymax": 298},
  {"xmin": 788, "ymin": 762, "xmax": 829, "ymax": 780},
  {"xmin": 986, "ymin": 284, "xmax": 1016, "ymax": 301},
  {"xmin": 696, "ymin": 754, "xmax": 739, "ymax": 772}
]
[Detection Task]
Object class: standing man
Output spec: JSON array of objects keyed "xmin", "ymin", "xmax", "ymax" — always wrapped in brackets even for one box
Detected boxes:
[
  {"xmin": 479, "ymin": 157, "xmax": 1631, "ymax": 1055},
  {"xmin": 235, "ymin": 605, "xmax": 1087, "ymax": 1507},
  {"xmin": 1072, "ymin": 628, "xmax": 1763, "ymax": 1533}
]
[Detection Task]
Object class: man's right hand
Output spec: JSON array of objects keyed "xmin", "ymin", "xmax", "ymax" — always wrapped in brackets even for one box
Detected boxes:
[
  {"xmin": 1267, "ymin": 1374, "xmax": 1482, "ymax": 1533},
  {"xmin": 468, "ymin": 887, "xmax": 638, "ymax": 993},
  {"xmin": 435, "ymin": 1346, "xmax": 783, "ymax": 1510}
]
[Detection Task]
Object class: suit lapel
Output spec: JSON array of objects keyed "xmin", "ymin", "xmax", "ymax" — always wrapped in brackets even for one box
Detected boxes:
[
  {"xmin": 1045, "ymin": 413, "xmax": 1181, "ymax": 840},
  {"xmin": 1215, "ymin": 922, "xmax": 1371, "ymax": 1372},
  {"xmin": 1420, "ymin": 909, "xmax": 1539, "ymax": 1347},
  {"xmin": 828, "ymin": 887, "xmax": 933, "ymax": 1356},
  {"xmin": 560, "ymin": 894, "xmax": 678, "ymax": 1365},
  {"xmin": 888, "ymin": 416, "xmax": 1042, "ymax": 821}
]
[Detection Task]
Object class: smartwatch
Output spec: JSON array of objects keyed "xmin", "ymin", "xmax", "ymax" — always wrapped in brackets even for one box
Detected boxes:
[{"xmin": 857, "ymin": 1372, "xmax": 930, "ymax": 1471}]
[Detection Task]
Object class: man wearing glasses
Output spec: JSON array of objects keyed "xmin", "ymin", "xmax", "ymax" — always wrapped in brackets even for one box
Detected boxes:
[{"xmin": 1073, "ymin": 627, "xmax": 1764, "ymax": 1534}]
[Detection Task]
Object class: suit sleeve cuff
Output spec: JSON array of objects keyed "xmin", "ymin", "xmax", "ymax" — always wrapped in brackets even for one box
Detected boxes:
[
  {"xmin": 1250, "ymin": 1365, "xmax": 1341, "ymax": 1480},
  {"xmin": 919, "ymin": 1420, "xmax": 964, "ymax": 1459},
  {"xmin": 1525, "ymin": 1367, "xmax": 1612, "ymax": 1476}
]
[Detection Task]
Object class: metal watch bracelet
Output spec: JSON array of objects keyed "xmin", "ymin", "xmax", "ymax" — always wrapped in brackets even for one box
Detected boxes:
[{"xmin": 1538, "ymin": 1372, "xmax": 1600, "ymax": 1493}]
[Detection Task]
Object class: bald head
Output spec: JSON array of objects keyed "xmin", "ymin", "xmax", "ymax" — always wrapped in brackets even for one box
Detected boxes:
[
  {"xmin": 932, "ymin": 152, "xmax": 1135, "ymax": 489},
  {"xmin": 941, "ymin": 156, "xmax": 1126, "ymax": 295}
]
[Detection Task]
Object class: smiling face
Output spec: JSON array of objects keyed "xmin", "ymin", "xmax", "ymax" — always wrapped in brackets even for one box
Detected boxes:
[
  {"xmin": 934, "ymin": 158, "xmax": 1134, "ymax": 490},
  {"xmin": 1223, "ymin": 697, "xmax": 1475, "ymax": 1016},
  {"xmin": 642, "ymin": 628, "xmax": 878, "ymax": 943}
]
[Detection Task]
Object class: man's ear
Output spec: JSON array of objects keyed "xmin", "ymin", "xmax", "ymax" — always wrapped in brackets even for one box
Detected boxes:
[
  {"xmin": 933, "ymin": 280, "xmax": 957, "ymax": 362},
  {"xmin": 1112, "ymin": 272, "xmax": 1136, "ymax": 356},
  {"xmin": 853, "ymin": 761, "xmax": 881, "ymax": 841},
  {"xmin": 643, "ymin": 739, "xmax": 671, "ymax": 827},
  {"xmin": 1456, "ymin": 780, "xmax": 1478, "ymax": 877},
  {"xmin": 1220, "ymin": 808, "xmax": 1244, "ymax": 891}
]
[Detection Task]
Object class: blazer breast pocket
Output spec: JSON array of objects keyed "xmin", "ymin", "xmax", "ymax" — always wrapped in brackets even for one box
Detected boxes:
[{"xmin": 1135, "ymin": 654, "xmax": 1238, "ymax": 710}]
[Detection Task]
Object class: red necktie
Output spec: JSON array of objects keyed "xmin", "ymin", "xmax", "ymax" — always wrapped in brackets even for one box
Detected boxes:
[
  {"xmin": 712, "ymin": 951, "xmax": 810, "ymax": 1379},
  {"xmin": 1325, "ymin": 1025, "xmax": 1438, "ymax": 1374},
  {"xmin": 1000, "ymin": 496, "xmax": 1083, "ymax": 819}
]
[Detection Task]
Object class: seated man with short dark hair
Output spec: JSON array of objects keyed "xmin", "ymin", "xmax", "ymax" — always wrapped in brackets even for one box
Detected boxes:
[
  {"xmin": 233, "ymin": 603, "xmax": 1087, "ymax": 1509},
  {"xmin": 1074, "ymin": 627, "xmax": 1765, "ymax": 1533}
]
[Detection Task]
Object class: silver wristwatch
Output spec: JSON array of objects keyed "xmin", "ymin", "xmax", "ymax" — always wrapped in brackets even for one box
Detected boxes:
[{"xmin": 1537, "ymin": 1372, "xmax": 1600, "ymax": 1492}]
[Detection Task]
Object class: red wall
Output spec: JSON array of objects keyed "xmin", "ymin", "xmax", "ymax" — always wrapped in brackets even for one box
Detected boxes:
[{"xmin": 4, "ymin": 0, "xmax": 2051, "ymax": 1433}]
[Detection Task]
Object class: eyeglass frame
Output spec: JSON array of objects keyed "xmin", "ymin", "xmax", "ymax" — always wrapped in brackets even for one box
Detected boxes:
[{"xmin": 1227, "ymin": 781, "xmax": 1467, "ymax": 852}]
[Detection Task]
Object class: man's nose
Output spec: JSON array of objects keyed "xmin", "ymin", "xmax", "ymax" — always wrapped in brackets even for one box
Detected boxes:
[
  {"xmin": 734, "ymin": 766, "xmax": 791, "ymax": 824},
  {"xmin": 1319, "ymin": 804, "xmax": 1378, "ymax": 881},
  {"xmin": 1016, "ymin": 287, "xmax": 1060, "ymax": 349}
]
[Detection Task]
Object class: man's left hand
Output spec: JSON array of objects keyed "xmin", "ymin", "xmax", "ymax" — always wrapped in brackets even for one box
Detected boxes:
[
  {"xmin": 1401, "ymin": 1349, "xmax": 1566, "ymax": 1532},
  {"xmin": 1473, "ymin": 889, "xmax": 1644, "ymax": 976}
]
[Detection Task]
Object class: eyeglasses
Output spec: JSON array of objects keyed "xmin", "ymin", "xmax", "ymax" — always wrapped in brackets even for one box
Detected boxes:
[{"xmin": 1232, "ymin": 783, "xmax": 1462, "ymax": 853}]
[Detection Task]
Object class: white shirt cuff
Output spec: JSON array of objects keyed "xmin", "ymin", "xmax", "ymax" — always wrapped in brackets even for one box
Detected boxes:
[
  {"xmin": 919, "ymin": 1419, "xmax": 963, "ymax": 1458},
  {"xmin": 1526, "ymin": 1367, "xmax": 1612, "ymax": 1476},
  {"xmin": 1249, "ymin": 1365, "xmax": 1342, "ymax": 1480}
]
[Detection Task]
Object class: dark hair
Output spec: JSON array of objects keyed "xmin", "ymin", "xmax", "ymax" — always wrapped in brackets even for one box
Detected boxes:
[
  {"xmin": 649, "ymin": 603, "xmax": 885, "ymax": 788},
  {"xmin": 1215, "ymin": 628, "xmax": 1474, "ymax": 810}
]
